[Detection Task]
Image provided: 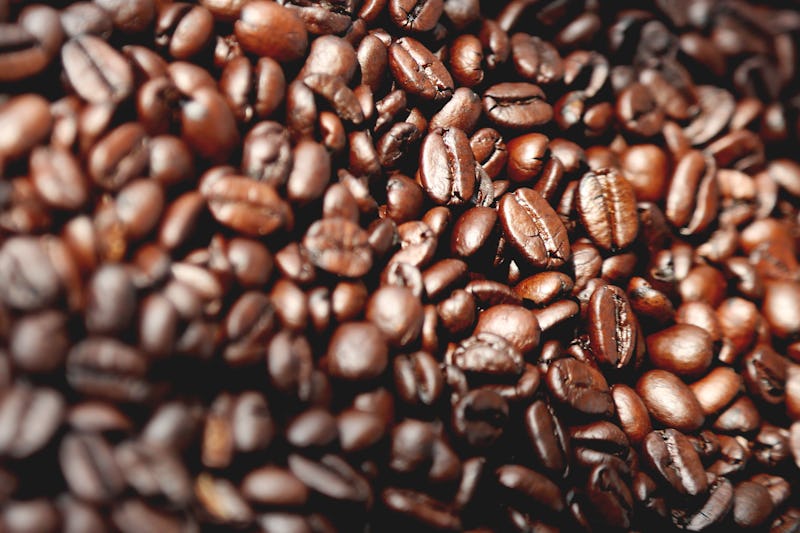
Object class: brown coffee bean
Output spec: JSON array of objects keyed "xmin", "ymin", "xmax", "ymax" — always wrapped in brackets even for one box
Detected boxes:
[
  {"xmin": 303, "ymin": 218, "xmax": 372, "ymax": 278},
  {"xmin": 389, "ymin": 37, "xmax": 454, "ymax": 101},
  {"xmin": 234, "ymin": 1, "xmax": 308, "ymax": 61},
  {"xmin": 0, "ymin": 94, "xmax": 53, "ymax": 164},
  {"xmin": 60, "ymin": 432, "xmax": 125, "ymax": 503},
  {"xmin": 394, "ymin": 351, "xmax": 444, "ymax": 407},
  {"xmin": 473, "ymin": 304, "xmax": 540, "ymax": 356},
  {"xmin": 327, "ymin": 322, "xmax": 388, "ymax": 381},
  {"xmin": 689, "ymin": 367, "xmax": 743, "ymax": 417},
  {"xmin": 0, "ymin": 384, "xmax": 65, "ymax": 458},
  {"xmin": 483, "ymin": 82, "xmax": 552, "ymax": 129},
  {"xmin": 666, "ymin": 150, "xmax": 719, "ymax": 235},
  {"xmin": 29, "ymin": 146, "xmax": 88, "ymax": 210},
  {"xmin": 62, "ymin": 35, "xmax": 133, "ymax": 104},
  {"xmin": 366, "ymin": 287, "xmax": 423, "ymax": 347},
  {"xmin": 643, "ymin": 429, "xmax": 707, "ymax": 496},
  {"xmin": 646, "ymin": 324, "xmax": 713, "ymax": 377},
  {"xmin": 496, "ymin": 464, "xmax": 564, "ymax": 514},
  {"xmin": 587, "ymin": 284, "xmax": 636, "ymax": 368},
  {"xmin": 637, "ymin": 369, "xmax": 704, "ymax": 432},
  {"xmin": 577, "ymin": 168, "xmax": 639, "ymax": 251},
  {"xmin": 453, "ymin": 332, "xmax": 524, "ymax": 379},
  {"xmin": 525, "ymin": 400, "xmax": 570, "ymax": 477},
  {"xmin": 499, "ymin": 187, "xmax": 570, "ymax": 269},
  {"xmin": 205, "ymin": 176, "xmax": 292, "ymax": 237},
  {"xmin": 546, "ymin": 358, "xmax": 614, "ymax": 417},
  {"xmin": 420, "ymin": 127, "xmax": 476, "ymax": 206}
]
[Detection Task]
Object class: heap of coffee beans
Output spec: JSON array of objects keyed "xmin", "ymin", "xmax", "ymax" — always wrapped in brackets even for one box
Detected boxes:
[{"xmin": 2, "ymin": 0, "xmax": 800, "ymax": 530}]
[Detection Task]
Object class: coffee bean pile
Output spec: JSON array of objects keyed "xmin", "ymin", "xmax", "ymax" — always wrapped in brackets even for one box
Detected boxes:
[{"xmin": 1, "ymin": 0, "xmax": 800, "ymax": 531}]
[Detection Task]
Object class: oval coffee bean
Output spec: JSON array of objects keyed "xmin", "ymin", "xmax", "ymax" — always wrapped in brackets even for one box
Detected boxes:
[
  {"xmin": 303, "ymin": 218, "xmax": 372, "ymax": 278},
  {"xmin": 205, "ymin": 176, "xmax": 293, "ymax": 237},
  {"xmin": 389, "ymin": 37, "xmax": 454, "ymax": 101},
  {"xmin": 61, "ymin": 35, "xmax": 133, "ymax": 104},
  {"xmin": 483, "ymin": 82, "xmax": 552, "ymax": 129},
  {"xmin": 419, "ymin": 127, "xmax": 476, "ymax": 206},
  {"xmin": 499, "ymin": 188, "xmax": 570, "ymax": 269},
  {"xmin": 587, "ymin": 284, "xmax": 636, "ymax": 368},
  {"xmin": 546, "ymin": 358, "xmax": 614, "ymax": 417},
  {"xmin": 636, "ymin": 369, "xmax": 704, "ymax": 432},
  {"xmin": 576, "ymin": 168, "xmax": 639, "ymax": 251}
]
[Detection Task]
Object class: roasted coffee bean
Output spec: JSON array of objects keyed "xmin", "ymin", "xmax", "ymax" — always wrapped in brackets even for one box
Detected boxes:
[
  {"xmin": 382, "ymin": 488, "xmax": 461, "ymax": 531},
  {"xmin": 587, "ymin": 284, "xmax": 636, "ymax": 368},
  {"xmin": 483, "ymin": 82, "xmax": 552, "ymax": 129},
  {"xmin": 0, "ymin": 94, "xmax": 53, "ymax": 163},
  {"xmin": 304, "ymin": 218, "xmax": 372, "ymax": 278},
  {"xmin": 646, "ymin": 324, "xmax": 713, "ymax": 377},
  {"xmin": 389, "ymin": 0, "xmax": 443, "ymax": 32},
  {"xmin": 576, "ymin": 168, "xmax": 639, "ymax": 251},
  {"xmin": 666, "ymin": 150, "xmax": 719, "ymax": 235},
  {"xmin": 289, "ymin": 454, "xmax": 372, "ymax": 505},
  {"xmin": 525, "ymin": 400, "xmax": 570, "ymax": 477},
  {"xmin": 671, "ymin": 473, "xmax": 733, "ymax": 530},
  {"xmin": 241, "ymin": 466, "xmax": 308, "ymax": 506},
  {"xmin": 0, "ymin": 384, "xmax": 65, "ymax": 458},
  {"xmin": 62, "ymin": 35, "xmax": 133, "ymax": 104},
  {"xmin": 155, "ymin": 3, "xmax": 214, "ymax": 60},
  {"xmin": 205, "ymin": 176, "xmax": 292, "ymax": 237},
  {"xmin": 499, "ymin": 188, "xmax": 570, "ymax": 269},
  {"xmin": 327, "ymin": 322, "xmax": 388, "ymax": 381},
  {"xmin": 60, "ymin": 432, "xmax": 125, "ymax": 503},
  {"xmin": 637, "ymin": 370, "xmax": 704, "ymax": 432},
  {"xmin": 689, "ymin": 367, "xmax": 743, "ymax": 417},
  {"xmin": 496, "ymin": 464, "xmax": 564, "ymax": 514},
  {"xmin": 394, "ymin": 351, "xmax": 444, "ymax": 407},
  {"xmin": 66, "ymin": 337, "xmax": 152, "ymax": 403},
  {"xmin": 0, "ymin": 237, "xmax": 62, "ymax": 311},
  {"xmin": 389, "ymin": 37, "xmax": 453, "ymax": 101},
  {"xmin": 643, "ymin": 429, "xmax": 707, "ymax": 496},
  {"xmin": 474, "ymin": 304, "xmax": 540, "ymax": 356},
  {"xmin": 453, "ymin": 333, "xmax": 524, "ymax": 379},
  {"xmin": 452, "ymin": 389, "xmax": 509, "ymax": 447},
  {"xmin": 449, "ymin": 34, "xmax": 484, "ymax": 87},
  {"xmin": 547, "ymin": 358, "xmax": 614, "ymax": 417},
  {"xmin": 234, "ymin": 1, "xmax": 308, "ymax": 61},
  {"xmin": 419, "ymin": 127, "xmax": 476, "ymax": 206}
]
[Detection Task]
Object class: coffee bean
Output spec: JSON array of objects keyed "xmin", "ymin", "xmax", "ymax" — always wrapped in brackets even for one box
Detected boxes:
[
  {"xmin": 0, "ymin": 384, "xmax": 65, "ymax": 458},
  {"xmin": 389, "ymin": 37, "xmax": 454, "ymax": 101},
  {"xmin": 689, "ymin": 366, "xmax": 743, "ymax": 416},
  {"xmin": 546, "ymin": 358, "xmax": 614, "ymax": 417},
  {"xmin": 587, "ymin": 284, "xmax": 636, "ymax": 368},
  {"xmin": 637, "ymin": 369, "xmax": 704, "ymax": 432},
  {"xmin": 483, "ymin": 82, "xmax": 552, "ymax": 129},
  {"xmin": 646, "ymin": 324, "xmax": 713, "ymax": 377},
  {"xmin": 0, "ymin": 94, "xmax": 53, "ymax": 164},
  {"xmin": 419, "ymin": 127, "xmax": 477, "ymax": 206},
  {"xmin": 453, "ymin": 332, "xmax": 524, "ymax": 379},
  {"xmin": 303, "ymin": 218, "xmax": 372, "ymax": 278},
  {"xmin": 511, "ymin": 33, "xmax": 563, "ymax": 85},
  {"xmin": 234, "ymin": 1, "xmax": 308, "ymax": 61},
  {"xmin": 62, "ymin": 35, "xmax": 133, "ymax": 104},
  {"xmin": 499, "ymin": 187, "xmax": 570, "ymax": 269},
  {"xmin": 60, "ymin": 432, "xmax": 125, "ymax": 503},
  {"xmin": 643, "ymin": 428, "xmax": 707, "ymax": 496},
  {"xmin": 0, "ymin": 237, "xmax": 62, "ymax": 311},
  {"xmin": 452, "ymin": 389, "xmax": 508, "ymax": 447},
  {"xmin": 525, "ymin": 400, "xmax": 570, "ymax": 477},
  {"xmin": 474, "ymin": 304, "xmax": 541, "ymax": 355},
  {"xmin": 577, "ymin": 168, "xmax": 639, "ymax": 251},
  {"xmin": 29, "ymin": 146, "xmax": 88, "ymax": 210},
  {"xmin": 66, "ymin": 337, "xmax": 153, "ymax": 403},
  {"xmin": 671, "ymin": 473, "xmax": 733, "ymax": 530},
  {"xmin": 496, "ymin": 464, "xmax": 564, "ymax": 514},
  {"xmin": 10, "ymin": 310, "xmax": 69, "ymax": 373},
  {"xmin": 382, "ymin": 488, "xmax": 462, "ymax": 531},
  {"xmin": 289, "ymin": 454, "xmax": 372, "ymax": 505},
  {"xmin": 327, "ymin": 322, "xmax": 388, "ymax": 381},
  {"xmin": 366, "ymin": 287, "xmax": 423, "ymax": 347},
  {"xmin": 205, "ymin": 176, "xmax": 293, "ymax": 237}
]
